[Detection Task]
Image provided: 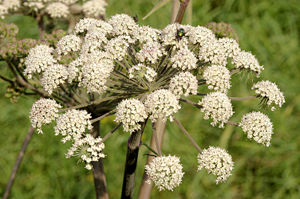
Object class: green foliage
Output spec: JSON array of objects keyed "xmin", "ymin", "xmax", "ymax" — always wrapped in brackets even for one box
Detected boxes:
[{"xmin": 1, "ymin": 0, "xmax": 300, "ymax": 198}]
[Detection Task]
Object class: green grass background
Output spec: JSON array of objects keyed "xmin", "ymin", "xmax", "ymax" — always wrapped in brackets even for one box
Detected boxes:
[{"xmin": 1, "ymin": 0, "xmax": 300, "ymax": 198}]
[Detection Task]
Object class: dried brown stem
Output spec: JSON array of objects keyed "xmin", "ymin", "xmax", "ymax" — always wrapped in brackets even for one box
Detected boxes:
[{"xmin": 3, "ymin": 126, "xmax": 35, "ymax": 199}]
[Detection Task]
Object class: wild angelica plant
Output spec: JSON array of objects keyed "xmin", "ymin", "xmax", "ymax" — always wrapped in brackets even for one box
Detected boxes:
[{"xmin": 17, "ymin": 12, "xmax": 286, "ymax": 197}]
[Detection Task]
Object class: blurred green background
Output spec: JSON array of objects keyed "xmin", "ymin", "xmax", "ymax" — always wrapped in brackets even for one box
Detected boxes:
[{"xmin": 1, "ymin": 0, "xmax": 300, "ymax": 198}]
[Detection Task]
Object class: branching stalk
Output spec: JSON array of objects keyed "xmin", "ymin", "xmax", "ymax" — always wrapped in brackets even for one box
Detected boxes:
[
  {"xmin": 174, "ymin": 117, "xmax": 202, "ymax": 152},
  {"xmin": 230, "ymin": 95, "xmax": 256, "ymax": 101}
]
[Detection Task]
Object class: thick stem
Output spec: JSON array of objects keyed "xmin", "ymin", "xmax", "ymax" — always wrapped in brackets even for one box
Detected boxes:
[
  {"xmin": 3, "ymin": 126, "xmax": 35, "ymax": 199},
  {"xmin": 91, "ymin": 121, "xmax": 109, "ymax": 199},
  {"xmin": 121, "ymin": 121, "xmax": 147, "ymax": 199},
  {"xmin": 175, "ymin": 0, "xmax": 191, "ymax": 23},
  {"xmin": 138, "ymin": 120, "xmax": 165, "ymax": 199}
]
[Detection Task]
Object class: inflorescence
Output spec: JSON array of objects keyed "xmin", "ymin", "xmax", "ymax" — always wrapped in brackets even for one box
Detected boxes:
[{"xmin": 23, "ymin": 14, "xmax": 285, "ymax": 189}]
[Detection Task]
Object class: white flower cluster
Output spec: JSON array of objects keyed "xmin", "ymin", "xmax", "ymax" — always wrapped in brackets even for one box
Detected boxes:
[
  {"xmin": 83, "ymin": 0, "xmax": 107, "ymax": 18},
  {"xmin": 252, "ymin": 80, "xmax": 285, "ymax": 111},
  {"xmin": 145, "ymin": 89, "xmax": 181, "ymax": 122},
  {"xmin": 105, "ymin": 36, "xmax": 130, "ymax": 61},
  {"xmin": 56, "ymin": 34, "xmax": 82, "ymax": 56},
  {"xmin": 24, "ymin": 45, "xmax": 56, "ymax": 79},
  {"xmin": 30, "ymin": 98, "xmax": 62, "ymax": 134},
  {"xmin": 108, "ymin": 14, "xmax": 138, "ymax": 36},
  {"xmin": 232, "ymin": 50, "xmax": 264, "ymax": 75},
  {"xmin": 171, "ymin": 47, "xmax": 197, "ymax": 70},
  {"xmin": 115, "ymin": 99, "xmax": 148, "ymax": 133},
  {"xmin": 41, "ymin": 64, "xmax": 68, "ymax": 94},
  {"xmin": 197, "ymin": 146, "xmax": 234, "ymax": 183},
  {"xmin": 136, "ymin": 41, "xmax": 165, "ymax": 64},
  {"xmin": 169, "ymin": 72, "xmax": 198, "ymax": 97},
  {"xmin": 239, "ymin": 112, "xmax": 273, "ymax": 146},
  {"xmin": 218, "ymin": 38, "xmax": 240, "ymax": 58},
  {"xmin": 79, "ymin": 52, "xmax": 114, "ymax": 94},
  {"xmin": 67, "ymin": 134, "xmax": 105, "ymax": 170},
  {"xmin": 129, "ymin": 64, "xmax": 157, "ymax": 82},
  {"xmin": 198, "ymin": 92, "xmax": 233, "ymax": 128},
  {"xmin": 54, "ymin": 109, "xmax": 92, "ymax": 143},
  {"xmin": 186, "ymin": 25, "xmax": 215, "ymax": 46},
  {"xmin": 134, "ymin": 26, "xmax": 160, "ymax": 43},
  {"xmin": 74, "ymin": 18, "xmax": 99, "ymax": 34},
  {"xmin": 45, "ymin": 2, "xmax": 69, "ymax": 18},
  {"xmin": 203, "ymin": 65, "xmax": 231, "ymax": 93},
  {"xmin": 160, "ymin": 23, "xmax": 191, "ymax": 47},
  {"xmin": 145, "ymin": 155, "xmax": 184, "ymax": 191},
  {"xmin": 3, "ymin": 0, "xmax": 20, "ymax": 11},
  {"xmin": 199, "ymin": 39, "xmax": 227, "ymax": 66},
  {"xmin": 0, "ymin": 0, "xmax": 107, "ymax": 19}
]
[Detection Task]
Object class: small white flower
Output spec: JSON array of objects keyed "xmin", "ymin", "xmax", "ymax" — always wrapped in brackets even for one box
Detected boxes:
[
  {"xmin": 24, "ymin": 45, "xmax": 57, "ymax": 79},
  {"xmin": 171, "ymin": 46, "xmax": 197, "ymax": 70},
  {"xmin": 160, "ymin": 23, "xmax": 192, "ymax": 47},
  {"xmin": 169, "ymin": 72, "xmax": 198, "ymax": 97},
  {"xmin": 145, "ymin": 155, "xmax": 184, "ymax": 191},
  {"xmin": 30, "ymin": 98, "xmax": 62, "ymax": 134},
  {"xmin": 3, "ymin": 0, "xmax": 20, "ymax": 11},
  {"xmin": 203, "ymin": 65, "xmax": 231, "ymax": 93},
  {"xmin": 105, "ymin": 36, "xmax": 130, "ymax": 61},
  {"xmin": 232, "ymin": 50, "xmax": 264, "ymax": 75},
  {"xmin": 23, "ymin": 2, "xmax": 44, "ymax": 11},
  {"xmin": 108, "ymin": 14, "xmax": 138, "ymax": 36},
  {"xmin": 41, "ymin": 64, "xmax": 68, "ymax": 94},
  {"xmin": 55, "ymin": 109, "xmax": 92, "ymax": 143},
  {"xmin": 252, "ymin": 80, "xmax": 285, "ymax": 110},
  {"xmin": 198, "ymin": 92, "xmax": 233, "ymax": 128},
  {"xmin": 0, "ymin": 5, "xmax": 8, "ymax": 19},
  {"xmin": 66, "ymin": 57, "xmax": 82, "ymax": 83},
  {"xmin": 186, "ymin": 26, "xmax": 216, "ymax": 46},
  {"xmin": 218, "ymin": 38, "xmax": 241, "ymax": 58},
  {"xmin": 45, "ymin": 2, "xmax": 69, "ymax": 18},
  {"xmin": 115, "ymin": 99, "xmax": 148, "ymax": 133},
  {"xmin": 144, "ymin": 89, "xmax": 181, "ymax": 122},
  {"xmin": 198, "ymin": 146, "xmax": 234, "ymax": 183},
  {"xmin": 79, "ymin": 52, "xmax": 114, "ymax": 94},
  {"xmin": 74, "ymin": 18, "xmax": 99, "ymax": 34},
  {"xmin": 56, "ymin": 34, "xmax": 82, "ymax": 56},
  {"xmin": 239, "ymin": 112, "xmax": 273, "ymax": 146},
  {"xmin": 66, "ymin": 134, "xmax": 105, "ymax": 169},
  {"xmin": 199, "ymin": 39, "xmax": 227, "ymax": 66},
  {"xmin": 136, "ymin": 41, "xmax": 165, "ymax": 64},
  {"xmin": 83, "ymin": 0, "xmax": 107, "ymax": 18},
  {"xmin": 134, "ymin": 26, "xmax": 160, "ymax": 43}
]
